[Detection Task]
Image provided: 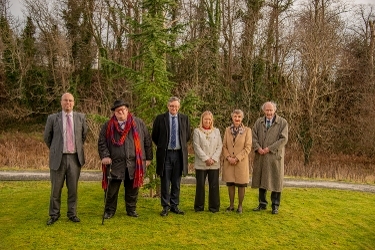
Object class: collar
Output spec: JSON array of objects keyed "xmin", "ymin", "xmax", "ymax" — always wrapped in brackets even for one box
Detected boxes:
[{"xmin": 63, "ymin": 111, "xmax": 73, "ymax": 117}]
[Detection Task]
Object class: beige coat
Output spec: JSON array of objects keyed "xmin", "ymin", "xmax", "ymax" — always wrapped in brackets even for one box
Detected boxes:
[
  {"xmin": 221, "ymin": 126, "xmax": 252, "ymax": 184},
  {"xmin": 193, "ymin": 128, "xmax": 223, "ymax": 170},
  {"xmin": 251, "ymin": 115, "xmax": 288, "ymax": 192}
]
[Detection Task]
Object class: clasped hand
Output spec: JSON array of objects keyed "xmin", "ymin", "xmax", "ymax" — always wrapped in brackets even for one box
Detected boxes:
[
  {"xmin": 257, "ymin": 147, "xmax": 270, "ymax": 155},
  {"xmin": 205, "ymin": 158, "xmax": 215, "ymax": 166},
  {"xmin": 227, "ymin": 156, "xmax": 238, "ymax": 165}
]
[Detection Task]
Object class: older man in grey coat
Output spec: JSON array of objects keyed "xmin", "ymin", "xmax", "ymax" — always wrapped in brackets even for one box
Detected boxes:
[{"xmin": 251, "ymin": 101, "xmax": 288, "ymax": 214}]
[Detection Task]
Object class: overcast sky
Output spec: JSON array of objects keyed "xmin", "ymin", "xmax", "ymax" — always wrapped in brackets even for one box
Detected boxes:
[{"xmin": 8, "ymin": 0, "xmax": 375, "ymax": 19}]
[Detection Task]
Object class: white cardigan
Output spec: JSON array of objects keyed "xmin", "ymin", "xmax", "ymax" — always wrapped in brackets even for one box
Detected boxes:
[{"xmin": 193, "ymin": 127, "xmax": 223, "ymax": 170}]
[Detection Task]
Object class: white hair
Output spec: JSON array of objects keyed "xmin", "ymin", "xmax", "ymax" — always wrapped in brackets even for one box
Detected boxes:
[{"xmin": 261, "ymin": 101, "xmax": 277, "ymax": 111}]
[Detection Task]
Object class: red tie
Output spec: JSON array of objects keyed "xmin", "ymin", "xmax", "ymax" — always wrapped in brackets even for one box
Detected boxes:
[{"xmin": 66, "ymin": 114, "xmax": 74, "ymax": 152}]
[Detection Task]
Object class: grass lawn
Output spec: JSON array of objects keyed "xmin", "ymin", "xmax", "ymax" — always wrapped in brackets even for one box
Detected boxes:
[{"xmin": 0, "ymin": 181, "xmax": 374, "ymax": 249}]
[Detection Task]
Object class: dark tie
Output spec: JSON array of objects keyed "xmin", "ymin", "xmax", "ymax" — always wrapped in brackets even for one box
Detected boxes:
[
  {"xmin": 171, "ymin": 116, "xmax": 176, "ymax": 149},
  {"xmin": 266, "ymin": 120, "xmax": 271, "ymax": 129},
  {"xmin": 66, "ymin": 114, "xmax": 74, "ymax": 152}
]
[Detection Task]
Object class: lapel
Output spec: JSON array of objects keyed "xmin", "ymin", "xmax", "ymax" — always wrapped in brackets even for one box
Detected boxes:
[
  {"xmin": 57, "ymin": 112, "xmax": 63, "ymax": 138},
  {"xmin": 233, "ymin": 129, "xmax": 242, "ymax": 145},
  {"xmin": 164, "ymin": 112, "xmax": 171, "ymax": 134},
  {"xmin": 176, "ymin": 113, "xmax": 180, "ymax": 134},
  {"xmin": 72, "ymin": 111, "xmax": 77, "ymax": 137}
]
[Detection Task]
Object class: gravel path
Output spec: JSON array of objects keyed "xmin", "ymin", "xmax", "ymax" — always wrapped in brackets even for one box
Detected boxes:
[{"xmin": 1, "ymin": 171, "xmax": 374, "ymax": 193}]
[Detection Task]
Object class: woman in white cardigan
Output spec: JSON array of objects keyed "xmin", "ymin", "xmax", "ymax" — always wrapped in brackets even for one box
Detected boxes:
[{"xmin": 193, "ymin": 111, "xmax": 223, "ymax": 212}]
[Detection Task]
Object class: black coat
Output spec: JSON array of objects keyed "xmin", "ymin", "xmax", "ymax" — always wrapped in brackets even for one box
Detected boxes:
[
  {"xmin": 152, "ymin": 112, "xmax": 191, "ymax": 176},
  {"xmin": 98, "ymin": 116, "xmax": 153, "ymax": 180}
]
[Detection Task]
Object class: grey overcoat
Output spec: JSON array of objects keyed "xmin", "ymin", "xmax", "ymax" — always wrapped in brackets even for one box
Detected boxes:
[{"xmin": 251, "ymin": 115, "xmax": 288, "ymax": 192}]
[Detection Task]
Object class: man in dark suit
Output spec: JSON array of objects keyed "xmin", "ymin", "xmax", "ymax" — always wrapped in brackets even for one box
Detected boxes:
[
  {"xmin": 44, "ymin": 92, "xmax": 88, "ymax": 225},
  {"xmin": 152, "ymin": 97, "xmax": 191, "ymax": 216}
]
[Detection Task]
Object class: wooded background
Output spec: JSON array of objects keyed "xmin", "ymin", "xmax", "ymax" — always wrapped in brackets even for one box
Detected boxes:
[{"xmin": 1, "ymin": 0, "xmax": 375, "ymax": 170}]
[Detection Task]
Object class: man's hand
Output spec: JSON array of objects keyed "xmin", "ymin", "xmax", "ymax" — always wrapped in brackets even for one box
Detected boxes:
[
  {"xmin": 101, "ymin": 157, "xmax": 112, "ymax": 165},
  {"xmin": 146, "ymin": 160, "xmax": 151, "ymax": 167},
  {"xmin": 258, "ymin": 147, "xmax": 270, "ymax": 155}
]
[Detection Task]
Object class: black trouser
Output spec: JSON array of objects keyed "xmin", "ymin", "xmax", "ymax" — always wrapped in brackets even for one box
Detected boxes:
[
  {"xmin": 194, "ymin": 169, "xmax": 220, "ymax": 212},
  {"xmin": 258, "ymin": 188, "xmax": 281, "ymax": 209},
  {"xmin": 105, "ymin": 168, "xmax": 138, "ymax": 214},
  {"xmin": 160, "ymin": 150, "xmax": 182, "ymax": 209}
]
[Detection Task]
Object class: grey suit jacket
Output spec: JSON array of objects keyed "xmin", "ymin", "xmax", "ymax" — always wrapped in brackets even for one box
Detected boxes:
[{"xmin": 44, "ymin": 111, "xmax": 88, "ymax": 170}]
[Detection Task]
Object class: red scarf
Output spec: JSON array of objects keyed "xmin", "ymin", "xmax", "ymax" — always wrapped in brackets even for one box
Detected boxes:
[{"xmin": 101, "ymin": 113, "xmax": 144, "ymax": 189}]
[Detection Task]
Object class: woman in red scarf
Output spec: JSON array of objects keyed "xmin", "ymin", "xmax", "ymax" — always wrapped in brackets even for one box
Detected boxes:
[{"xmin": 98, "ymin": 100, "xmax": 153, "ymax": 219}]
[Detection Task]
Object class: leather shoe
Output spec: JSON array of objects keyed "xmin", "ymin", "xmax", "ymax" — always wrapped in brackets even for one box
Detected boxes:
[
  {"xmin": 272, "ymin": 208, "xmax": 279, "ymax": 214},
  {"xmin": 104, "ymin": 212, "xmax": 114, "ymax": 219},
  {"xmin": 69, "ymin": 216, "xmax": 81, "ymax": 222},
  {"xmin": 127, "ymin": 211, "xmax": 139, "ymax": 217},
  {"xmin": 170, "ymin": 207, "xmax": 184, "ymax": 215},
  {"xmin": 160, "ymin": 208, "xmax": 169, "ymax": 217},
  {"xmin": 226, "ymin": 206, "xmax": 234, "ymax": 212},
  {"xmin": 46, "ymin": 216, "xmax": 59, "ymax": 225},
  {"xmin": 253, "ymin": 205, "xmax": 267, "ymax": 211}
]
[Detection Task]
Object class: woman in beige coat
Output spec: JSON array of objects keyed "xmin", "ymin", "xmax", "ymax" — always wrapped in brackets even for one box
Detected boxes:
[
  {"xmin": 193, "ymin": 111, "xmax": 222, "ymax": 212},
  {"xmin": 221, "ymin": 109, "xmax": 252, "ymax": 213}
]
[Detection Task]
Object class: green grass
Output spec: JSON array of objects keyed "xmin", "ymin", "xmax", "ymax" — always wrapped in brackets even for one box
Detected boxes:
[{"xmin": 0, "ymin": 182, "xmax": 374, "ymax": 250}]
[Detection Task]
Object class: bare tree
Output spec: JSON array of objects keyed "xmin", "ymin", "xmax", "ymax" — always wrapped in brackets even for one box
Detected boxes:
[{"xmin": 293, "ymin": 0, "xmax": 346, "ymax": 164}]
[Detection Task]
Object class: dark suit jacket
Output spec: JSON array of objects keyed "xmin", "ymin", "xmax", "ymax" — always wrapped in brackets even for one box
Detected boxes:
[
  {"xmin": 152, "ymin": 112, "xmax": 191, "ymax": 176},
  {"xmin": 44, "ymin": 111, "xmax": 88, "ymax": 170}
]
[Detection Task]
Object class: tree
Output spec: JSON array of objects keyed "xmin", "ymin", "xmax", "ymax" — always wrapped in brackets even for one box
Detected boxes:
[
  {"xmin": 101, "ymin": 0, "xmax": 195, "ymax": 195},
  {"xmin": 293, "ymin": 0, "xmax": 346, "ymax": 164},
  {"xmin": 0, "ymin": 13, "xmax": 21, "ymax": 118},
  {"xmin": 334, "ymin": 4, "xmax": 375, "ymax": 156}
]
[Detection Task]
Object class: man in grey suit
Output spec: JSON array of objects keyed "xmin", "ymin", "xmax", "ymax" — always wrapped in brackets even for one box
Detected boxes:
[{"xmin": 44, "ymin": 92, "xmax": 88, "ymax": 225}]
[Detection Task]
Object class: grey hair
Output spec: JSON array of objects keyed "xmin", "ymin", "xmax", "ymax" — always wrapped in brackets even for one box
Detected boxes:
[
  {"xmin": 231, "ymin": 109, "xmax": 244, "ymax": 118},
  {"xmin": 168, "ymin": 96, "xmax": 181, "ymax": 104},
  {"xmin": 261, "ymin": 101, "xmax": 277, "ymax": 111}
]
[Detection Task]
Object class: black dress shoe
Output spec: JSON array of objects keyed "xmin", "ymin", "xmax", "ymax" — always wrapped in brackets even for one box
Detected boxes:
[
  {"xmin": 170, "ymin": 207, "xmax": 184, "ymax": 215},
  {"xmin": 226, "ymin": 206, "xmax": 234, "ymax": 212},
  {"xmin": 253, "ymin": 205, "xmax": 267, "ymax": 211},
  {"xmin": 47, "ymin": 216, "xmax": 59, "ymax": 225},
  {"xmin": 160, "ymin": 208, "xmax": 169, "ymax": 217},
  {"xmin": 69, "ymin": 216, "xmax": 81, "ymax": 222},
  {"xmin": 127, "ymin": 211, "xmax": 139, "ymax": 217},
  {"xmin": 104, "ymin": 212, "xmax": 114, "ymax": 219},
  {"xmin": 272, "ymin": 208, "xmax": 279, "ymax": 214}
]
